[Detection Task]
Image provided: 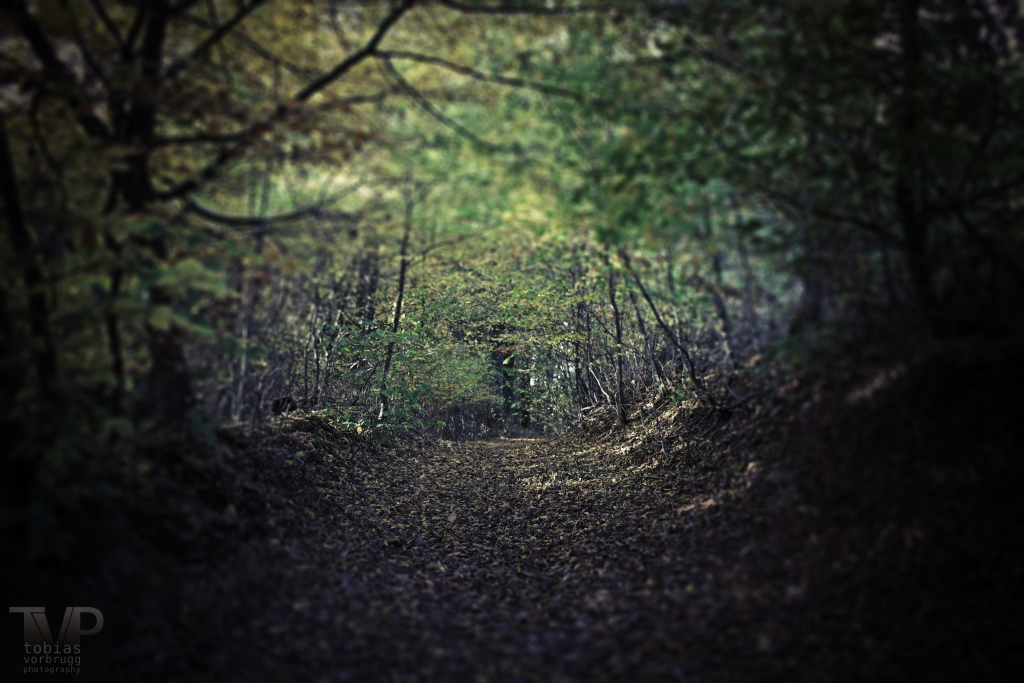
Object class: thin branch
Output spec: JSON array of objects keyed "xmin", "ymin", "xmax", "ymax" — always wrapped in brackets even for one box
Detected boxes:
[
  {"xmin": 123, "ymin": 5, "xmax": 148, "ymax": 59},
  {"xmin": 152, "ymin": 90, "xmax": 397, "ymax": 148},
  {"xmin": 73, "ymin": 29, "xmax": 113, "ymax": 91},
  {"xmin": 159, "ymin": 1, "xmax": 415, "ymax": 200},
  {"xmin": 761, "ymin": 186, "xmax": 901, "ymax": 247},
  {"xmin": 952, "ymin": 206, "xmax": 1024, "ymax": 291},
  {"xmin": 29, "ymin": 90, "xmax": 64, "ymax": 187},
  {"xmin": 379, "ymin": 57, "xmax": 506, "ymax": 152},
  {"xmin": 7, "ymin": 0, "xmax": 112, "ymax": 140},
  {"xmin": 379, "ymin": 49, "xmax": 673, "ymax": 117},
  {"xmin": 410, "ymin": 235, "xmax": 471, "ymax": 265},
  {"xmin": 184, "ymin": 199, "xmax": 359, "ymax": 227},
  {"xmin": 171, "ymin": 11, "xmax": 324, "ymax": 82},
  {"xmin": 929, "ymin": 171, "xmax": 1024, "ymax": 219},
  {"xmin": 165, "ymin": 0, "xmax": 267, "ymax": 78},
  {"xmin": 378, "ymin": 49, "xmax": 589, "ymax": 103},
  {"xmin": 86, "ymin": 0, "xmax": 125, "ymax": 49},
  {"xmin": 294, "ymin": 0, "xmax": 416, "ymax": 103},
  {"xmin": 436, "ymin": 0, "xmax": 595, "ymax": 14},
  {"xmin": 619, "ymin": 248, "xmax": 719, "ymax": 410},
  {"xmin": 223, "ymin": 27, "xmax": 318, "ymax": 81}
]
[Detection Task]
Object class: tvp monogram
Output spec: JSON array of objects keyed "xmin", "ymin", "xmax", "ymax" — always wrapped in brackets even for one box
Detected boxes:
[{"xmin": 9, "ymin": 607, "xmax": 104, "ymax": 675}]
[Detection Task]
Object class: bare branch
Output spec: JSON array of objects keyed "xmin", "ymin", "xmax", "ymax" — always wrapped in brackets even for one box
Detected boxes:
[
  {"xmin": 174, "ymin": 12, "xmax": 319, "ymax": 81},
  {"xmin": 159, "ymin": 2, "xmax": 416, "ymax": 199},
  {"xmin": 86, "ymin": 0, "xmax": 125, "ymax": 49},
  {"xmin": 379, "ymin": 57, "xmax": 506, "ymax": 152},
  {"xmin": 184, "ymin": 199, "xmax": 359, "ymax": 227},
  {"xmin": 951, "ymin": 206, "xmax": 1024, "ymax": 291},
  {"xmin": 166, "ymin": 0, "xmax": 267, "ymax": 78},
  {"xmin": 379, "ymin": 50, "xmax": 675, "ymax": 118},
  {"xmin": 124, "ymin": 5, "xmax": 148, "ymax": 58},
  {"xmin": 295, "ymin": 0, "xmax": 416, "ymax": 103},
  {"xmin": 227, "ymin": 29, "xmax": 317, "ymax": 81},
  {"xmin": 619, "ymin": 248, "xmax": 719, "ymax": 411},
  {"xmin": 378, "ymin": 50, "xmax": 588, "ymax": 103}
]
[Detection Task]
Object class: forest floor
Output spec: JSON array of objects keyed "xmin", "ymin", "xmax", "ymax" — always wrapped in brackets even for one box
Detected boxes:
[{"xmin": 5, "ymin": 346, "xmax": 1023, "ymax": 682}]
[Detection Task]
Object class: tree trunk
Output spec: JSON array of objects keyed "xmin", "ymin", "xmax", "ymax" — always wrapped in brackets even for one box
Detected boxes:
[
  {"xmin": 629, "ymin": 289, "xmax": 667, "ymax": 386},
  {"xmin": 620, "ymin": 248, "xmax": 718, "ymax": 411},
  {"xmin": 0, "ymin": 114, "xmax": 56, "ymax": 400},
  {"xmin": 584, "ymin": 306, "xmax": 597, "ymax": 405},
  {"xmin": 356, "ymin": 243, "xmax": 380, "ymax": 327},
  {"xmin": 730, "ymin": 193, "xmax": 759, "ymax": 331},
  {"xmin": 895, "ymin": 0, "xmax": 937, "ymax": 326},
  {"xmin": 702, "ymin": 195, "xmax": 735, "ymax": 365},
  {"xmin": 572, "ymin": 304, "xmax": 586, "ymax": 410},
  {"xmin": 119, "ymin": 1, "xmax": 195, "ymax": 423},
  {"xmin": 378, "ymin": 192, "xmax": 413, "ymax": 419},
  {"xmin": 605, "ymin": 250, "xmax": 626, "ymax": 427}
]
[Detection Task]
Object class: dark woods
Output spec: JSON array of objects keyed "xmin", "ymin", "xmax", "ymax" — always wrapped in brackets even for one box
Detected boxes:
[{"xmin": 0, "ymin": 0, "xmax": 1021, "ymax": 624}]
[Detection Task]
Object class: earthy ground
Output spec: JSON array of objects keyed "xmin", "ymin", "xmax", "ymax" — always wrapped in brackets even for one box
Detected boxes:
[{"xmin": 5, "ymin": 350, "xmax": 1023, "ymax": 682}]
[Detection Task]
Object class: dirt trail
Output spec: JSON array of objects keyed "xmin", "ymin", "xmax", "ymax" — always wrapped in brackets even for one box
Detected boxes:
[
  {"xmin": 320, "ymin": 436, "xmax": 697, "ymax": 682},
  {"xmin": 168, "ymin": 433, "xmax": 784, "ymax": 682}
]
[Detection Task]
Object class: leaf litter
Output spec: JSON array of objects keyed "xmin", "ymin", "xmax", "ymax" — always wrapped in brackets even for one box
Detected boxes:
[{"xmin": 32, "ymin": 359, "xmax": 1024, "ymax": 682}]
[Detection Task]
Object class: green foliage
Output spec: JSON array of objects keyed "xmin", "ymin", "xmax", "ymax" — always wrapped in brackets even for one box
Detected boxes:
[{"xmin": 555, "ymin": 0, "xmax": 1024, "ymax": 332}]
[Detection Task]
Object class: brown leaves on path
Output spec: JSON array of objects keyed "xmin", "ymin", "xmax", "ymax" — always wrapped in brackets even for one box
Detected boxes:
[
  {"xmin": 74, "ymin": 358, "xmax": 1024, "ymax": 683},
  {"xmin": 139, "ymin": 421, "xmax": 823, "ymax": 683}
]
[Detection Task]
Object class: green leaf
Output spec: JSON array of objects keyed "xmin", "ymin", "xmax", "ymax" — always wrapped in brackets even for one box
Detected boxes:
[{"xmin": 148, "ymin": 305, "xmax": 174, "ymax": 332}]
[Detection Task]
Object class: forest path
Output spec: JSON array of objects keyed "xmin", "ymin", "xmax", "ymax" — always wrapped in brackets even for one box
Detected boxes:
[
  {"xmin": 84, "ymin": 366, "xmax": 1024, "ymax": 682},
  {"xmin": 208, "ymin": 432, "xmax": 787, "ymax": 683},
  {"xmin": 337, "ymin": 435, "xmax": 698, "ymax": 681},
  {"xmin": 182, "ymin": 426, "xmax": 809, "ymax": 683}
]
